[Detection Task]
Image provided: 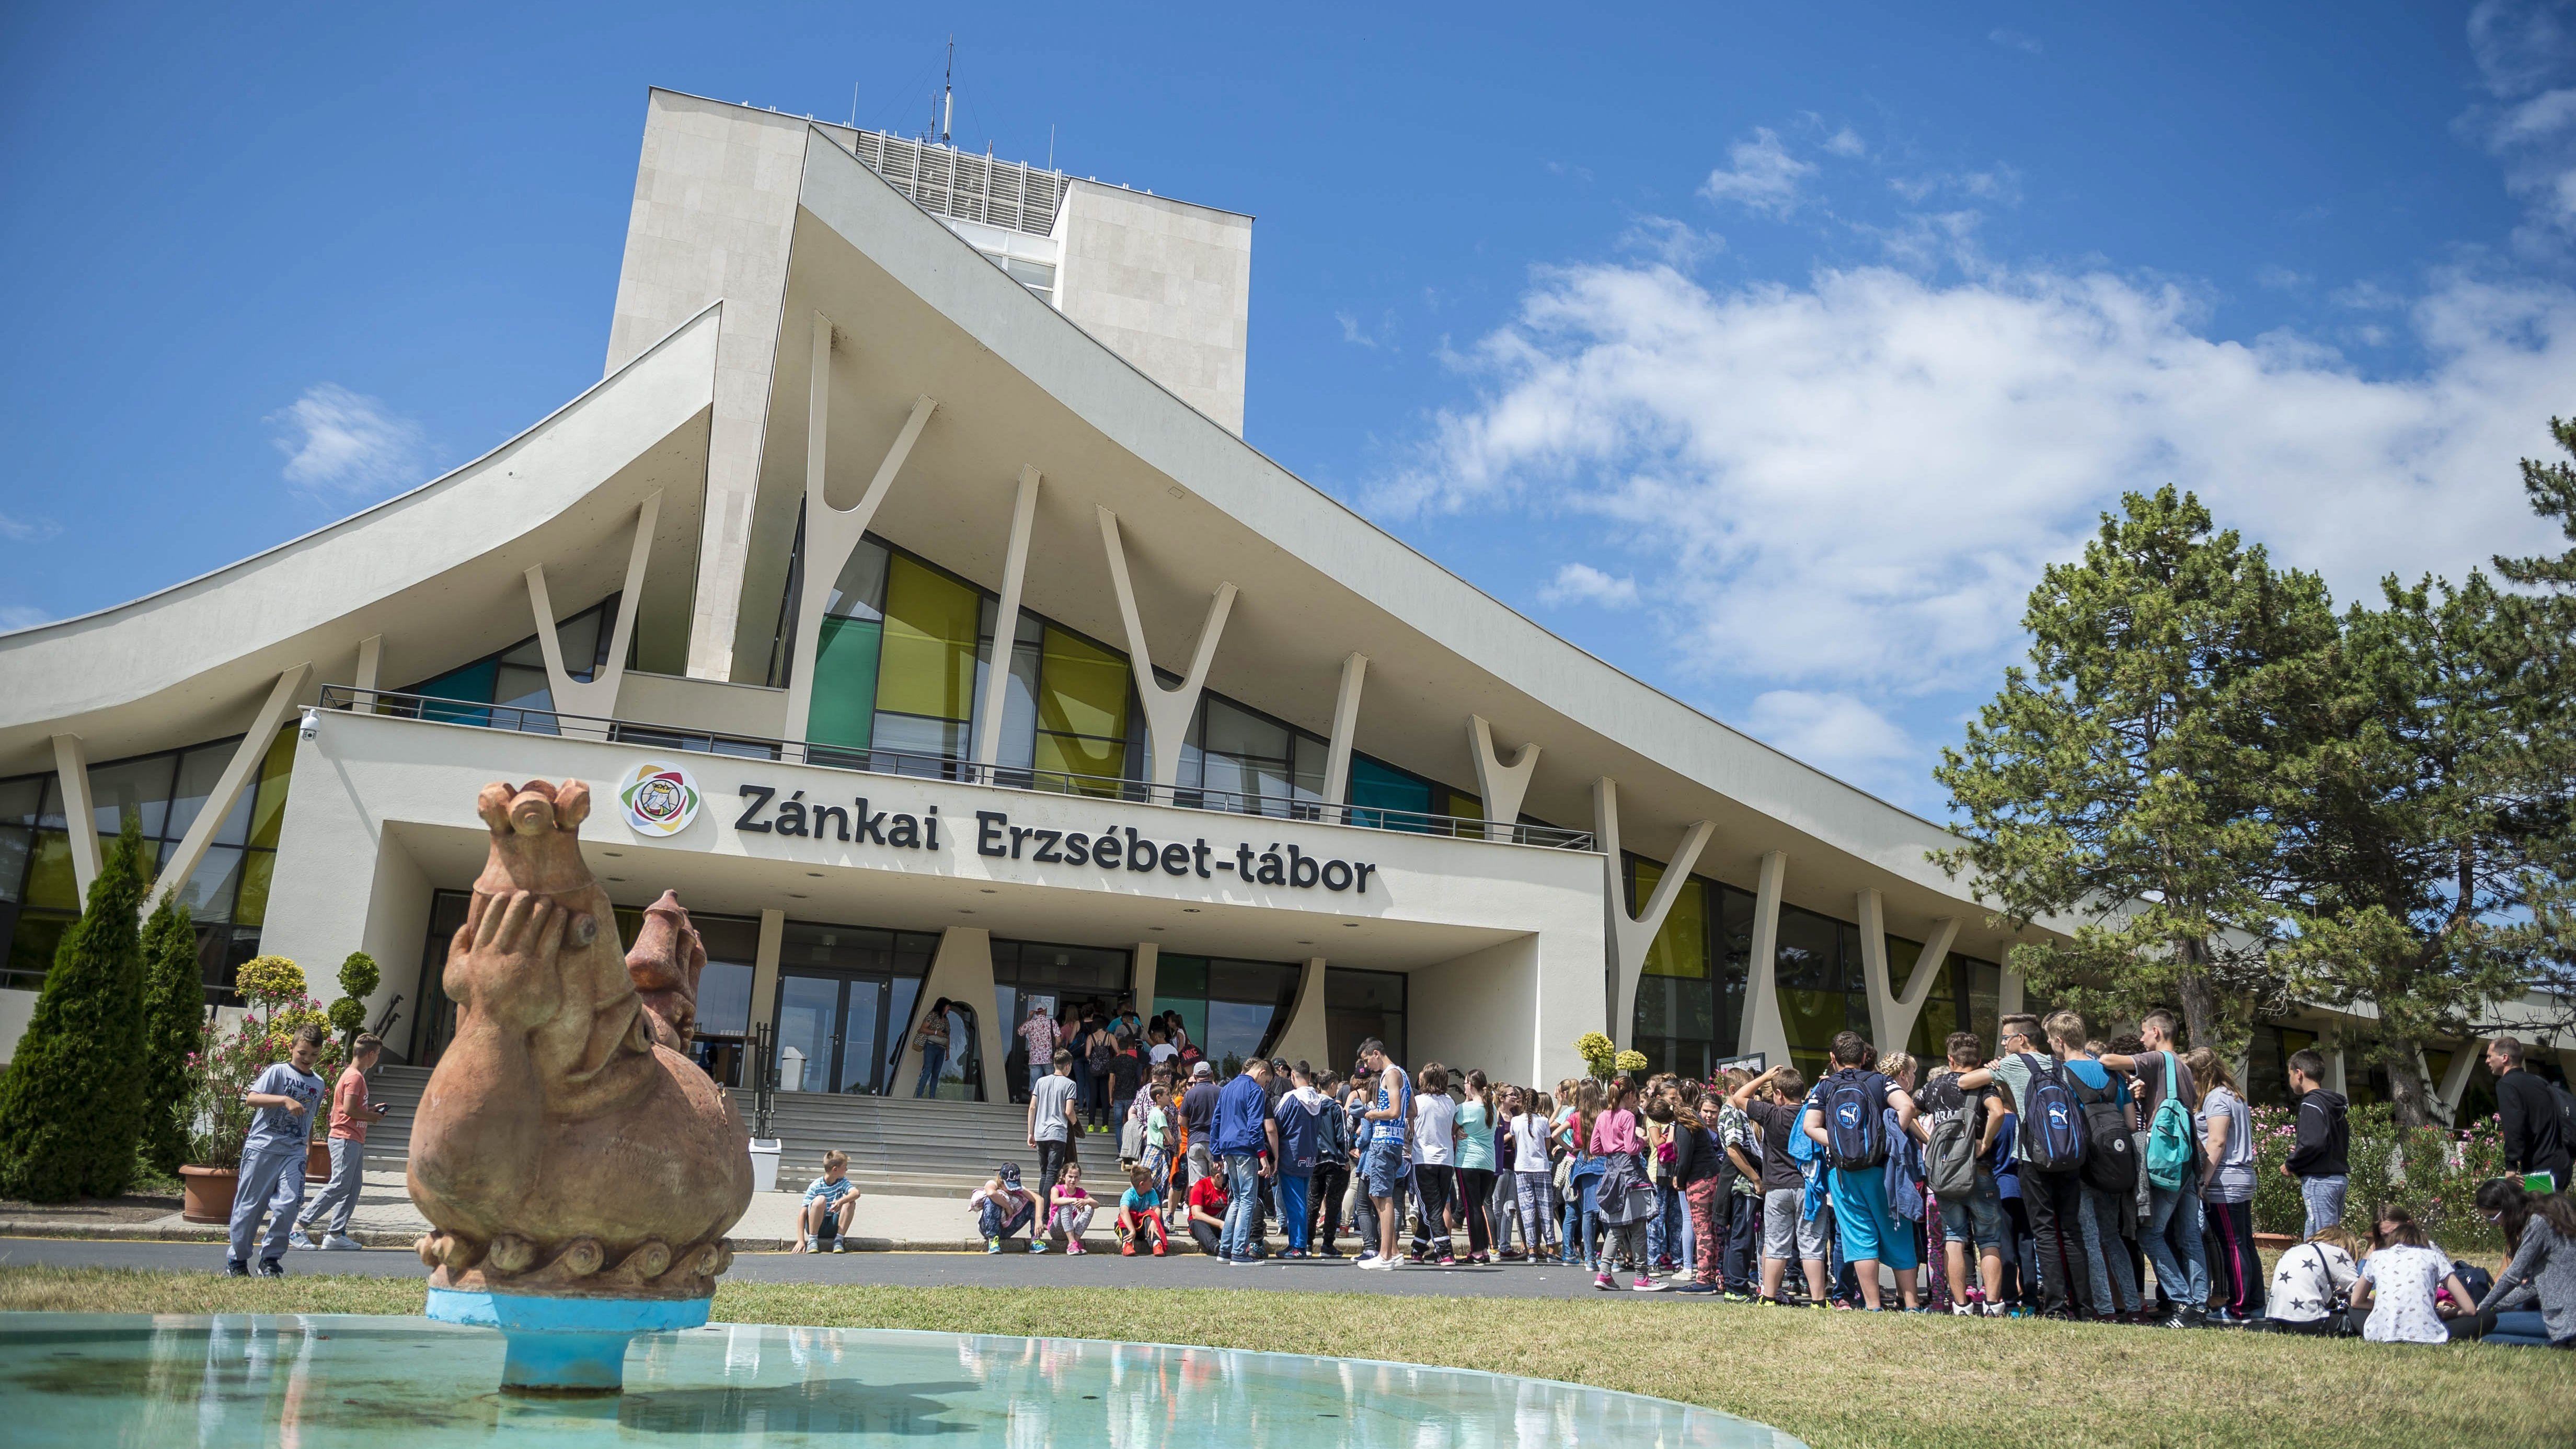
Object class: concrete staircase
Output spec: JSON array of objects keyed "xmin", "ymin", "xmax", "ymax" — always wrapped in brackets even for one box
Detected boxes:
[{"xmin": 360, "ymin": 1065, "xmax": 1117, "ymax": 1195}]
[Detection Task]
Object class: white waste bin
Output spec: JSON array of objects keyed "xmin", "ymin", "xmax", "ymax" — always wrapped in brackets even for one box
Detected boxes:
[{"xmin": 748, "ymin": 1138, "xmax": 783, "ymax": 1193}]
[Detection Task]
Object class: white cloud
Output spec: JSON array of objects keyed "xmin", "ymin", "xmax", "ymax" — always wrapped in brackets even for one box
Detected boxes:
[
  {"xmin": 1619, "ymin": 215, "xmax": 1725, "ymax": 269},
  {"xmin": 1700, "ymin": 129, "xmax": 1814, "ymax": 217},
  {"xmin": 0, "ymin": 512, "xmax": 56, "ymax": 542},
  {"xmin": 1375, "ymin": 259, "xmax": 2576, "ymax": 715},
  {"xmin": 2467, "ymin": 1, "xmax": 2576, "ymax": 239},
  {"xmin": 1822, "ymin": 127, "xmax": 1867, "ymax": 159},
  {"xmin": 268, "ymin": 383, "xmax": 429, "ymax": 499},
  {"xmin": 1744, "ymin": 690, "xmax": 1917, "ymax": 779},
  {"xmin": 2256, "ymin": 264, "xmax": 2310, "ymax": 291},
  {"xmin": 1537, "ymin": 561, "xmax": 1640, "ymax": 609},
  {"xmin": 1336, "ymin": 310, "xmax": 1382, "ymax": 349},
  {"xmin": 0, "ymin": 605, "xmax": 48, "ymax": 633},
  {"xmin": 1988, "ymin": 27, "xmax": 2043, "ymax": 55}
]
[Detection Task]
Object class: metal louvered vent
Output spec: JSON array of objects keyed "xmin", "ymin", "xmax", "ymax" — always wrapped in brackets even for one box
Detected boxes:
[{"xmin": 848, "ymin": 131, "xmax": 1064, "ymax": 238}]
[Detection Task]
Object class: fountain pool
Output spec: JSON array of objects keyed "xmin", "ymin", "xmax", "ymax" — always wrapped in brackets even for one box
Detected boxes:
[{"xmin": 2, "ymin": 1313, "xmax": 1801, "ymax": 1447}]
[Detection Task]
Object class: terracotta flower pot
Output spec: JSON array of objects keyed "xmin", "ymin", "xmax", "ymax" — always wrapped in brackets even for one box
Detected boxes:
[
  {"xmin": 179, "ymin": 1166, "xmax": 241, "ymax": 1224},
  {"xmin": 308, "ymin": 1141, "xmax": 332, "ymax": 1178},
  {"xmin": 2253, "ymin": 1232, "xmax": 2302, "ymax": 1254}
]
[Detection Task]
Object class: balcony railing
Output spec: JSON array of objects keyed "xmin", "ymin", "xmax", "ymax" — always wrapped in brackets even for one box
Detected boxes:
[{"xmin": 318, "ymin": 686, "xmax": 1597, "ymax": 852}]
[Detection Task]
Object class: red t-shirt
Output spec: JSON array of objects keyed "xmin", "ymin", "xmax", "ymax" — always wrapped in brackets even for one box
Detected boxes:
[
  {"xmin": 327, "ymin": 1066, "xmax": 370, "ymax": 1143},
  {"xmin": 1187, "ymin": 1175, "xmax": 1228, "ymax": 1218}
]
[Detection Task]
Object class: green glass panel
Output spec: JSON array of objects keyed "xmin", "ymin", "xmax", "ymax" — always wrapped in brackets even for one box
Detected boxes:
[
  {"xmin": 1036, "ymin": 627, "xmax": 1129, "ymax": 741},
  {"xmin": 234, "ymin": 849, "xmax": 275, "ymax": 928},
  {"xmin": 1782, "ymin": 987, "xmax": 1846, "ymax": 1062},
  {"xmin": 876, "ymin": 557, "xmax": 980, "ymax": 723},
  {"xmin": 245, "ymin": 729, "xmax": 297, "ymax": 850},
  {"xmin": 1157, "ymin": 954, "xmax": 1209, "ymax": 998},
  {"xmin": 1035, "ymin": 732, "xmax": 1124, "ymax": 792},
  {"xmin": 24, "ymin": 832, "xmax": 77, "ymax": 912},
  {"xmin": 1635, "ymin": 862, "xmax": 1709, "ymax": 980},
  {"xmin": 809, "ymin": 615, "xmax": 883, "ymax": 749}
]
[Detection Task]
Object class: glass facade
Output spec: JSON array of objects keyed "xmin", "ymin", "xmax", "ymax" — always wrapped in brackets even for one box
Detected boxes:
[
  {"xmin": 772, "ymin": 921, "xmax": 939, "ymax": 1097},
  {"xmin": 992, "ymin": 937, "xmax": 1132, "ymax": 1098},
  {"xmin": 1625, "ymin": 856, "xmax": 1753, "ymax": 1080},
  {"xmin": 0, "ymin": 729, "xmax": 296, "ymax": 1002},
  {"xmin": 401, "ymin": 596, "xmax": 622, "ymax": 728},
  {"xmin": 1153, "ymin": 953, "xmax": 1302, "ymax": 1078},
  {"xmin": 786, "ymin": 533, "xmax": 1490, "ymax": 826},
  {"xmin": 1325, "ymin": 967, "xmax": 1407, "ymax": 1074}
]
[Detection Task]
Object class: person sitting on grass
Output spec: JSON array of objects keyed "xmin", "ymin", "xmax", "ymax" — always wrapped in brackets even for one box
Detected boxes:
[
  {"xmin": 971, "ymin": 1164, "xmax": 1035, "ymax": 1254},
  {"xmin": 796, "ymin": 1149, "xmax": 860, "ymax": 1253},
  {"xmin": 2350, "ymin": 1204, "xmax": 2477, "ymax": 1343},
  {"xmin": 1049, "ymin": 1159, "xmax": 1097, "ymax": 1255},
  {"xmin": 1186, "ymin": 1159, "xmax": 1231, "ymax": 1257},
  {"xmin": 2264, "ymin": 1225, "xmax": 2364, "ymax": 1336},
  {"xmin": 1117, "ymin": 1164, "xmax": 1168, "ymax": 1256},
  {"xmin": 2469, "ymin": 1178, "xmax": 2576, "ymax": 1348}
]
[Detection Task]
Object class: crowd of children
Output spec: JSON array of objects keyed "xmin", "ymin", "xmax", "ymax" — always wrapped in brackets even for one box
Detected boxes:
[{"xmin": 929, "ymin": 1012, "xmax": 2574, "ymax": 1349}]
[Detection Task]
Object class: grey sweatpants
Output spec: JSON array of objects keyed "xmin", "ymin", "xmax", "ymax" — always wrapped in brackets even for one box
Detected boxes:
[
  {"xmin": 298, "ymin": 1137, "xmax": 365, "ymax": 1236},
  {"xmin": 228, "ymin": 1143, "xmax": 307, "ymax": 1265}
]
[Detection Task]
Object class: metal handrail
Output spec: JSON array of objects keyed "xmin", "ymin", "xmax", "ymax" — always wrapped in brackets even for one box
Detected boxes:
[{"xmin": 318, "ymin": 685, "xmax": 1597, "ymax": 851}]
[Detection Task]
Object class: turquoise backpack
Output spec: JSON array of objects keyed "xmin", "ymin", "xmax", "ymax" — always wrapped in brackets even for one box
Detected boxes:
[{"xmin": 2142, "ymin": 1054, "xmax": 2196, "ymax": 1192}]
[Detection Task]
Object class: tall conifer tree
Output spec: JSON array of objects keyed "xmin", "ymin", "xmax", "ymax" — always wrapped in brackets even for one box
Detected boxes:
[
  {"xmin": 0, "ymin": 819, "xmax": 151, "ymax": 1200},
  {"xmin": 137, "ymin": 896, "xmax": 201, "ymax": 1175}
]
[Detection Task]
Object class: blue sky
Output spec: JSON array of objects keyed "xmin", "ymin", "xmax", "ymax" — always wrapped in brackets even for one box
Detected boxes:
[{"xmin": 6, "ymin": 2, "xmax": 2575, "ymax": 816}]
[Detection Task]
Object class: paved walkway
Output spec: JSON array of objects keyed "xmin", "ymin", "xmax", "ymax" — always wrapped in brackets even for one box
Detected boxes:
[
  {"xmin": 0, "ymin": 1235, "xmax": 1671, "ymax": 1300},
  {"xmin": 0, "ymin": 1171, "xmax": 1116, "ymax": 1253}
]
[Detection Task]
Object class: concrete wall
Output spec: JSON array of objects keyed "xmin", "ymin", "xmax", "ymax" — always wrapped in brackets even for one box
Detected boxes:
[
  {"xmin": 1055, "ymin": 181, "xmax": 1252, "ymax": 435},
  {"xmin": 1408, "ymin": 936, "xmax": 1550, "ymax": 1086},
  {"xmin": 605, "ymin": 91, "xmax": 813, "ymax": 682}
]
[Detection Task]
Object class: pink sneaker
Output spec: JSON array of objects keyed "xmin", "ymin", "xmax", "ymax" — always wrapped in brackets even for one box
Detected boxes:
[{"xmin": 1067, "ymin": 1243, "xmax": 1087, "ymax": 1255}]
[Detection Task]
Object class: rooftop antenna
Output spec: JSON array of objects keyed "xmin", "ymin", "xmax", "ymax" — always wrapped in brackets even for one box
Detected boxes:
[
  {"xmin": 848, "ymin": 81, "xmax": 858, "ymax": 129},
  {"xmin": 1048, "ymin": 123, "xmax": 1056, "ymax": 171},
  {"xmin": 938, "ymin": 35, "xmax": 954, "ymax": 147}
]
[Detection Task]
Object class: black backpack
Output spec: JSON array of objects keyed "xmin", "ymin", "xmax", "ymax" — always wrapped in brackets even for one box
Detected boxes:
[
  {"xmin": 1822, "ymin": 1069, "xmax": 1892, "ymax": 1171},
  {"xmin": 1920, "ymin": 1076, "xmax": 1982, "ymax": 1201},
  {"xmin": 1087, "ymin": 1033, "xmax": 1114, "ymax": 1076},
  {"xmin": 2016, "ymin": 1054, "xmax": 2089, "ymax": 1174},
  {"xmin": 2066, "ymin": 1066, "xmax": 2137, "ymax": 1194},
  {"xmin": 2550, "ymin": 1080, "xmax": 2576, "ymax": 1158}
]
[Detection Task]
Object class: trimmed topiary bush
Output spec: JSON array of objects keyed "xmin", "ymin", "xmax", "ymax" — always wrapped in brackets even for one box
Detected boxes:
[
  {"xmin": 329, "ymin": 950, "xmax": 378, "ymax": 1049},
  {"xmin": 137, "ymin": 896, "xmax": 200, "ymax": 1177},
  {"xmin": 0, "ymin": 819, "xmax": 152, "ymax": 1201}
]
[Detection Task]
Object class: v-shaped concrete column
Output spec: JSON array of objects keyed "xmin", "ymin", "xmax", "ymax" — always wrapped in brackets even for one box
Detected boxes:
[
  {"xmin": 525, "ymin": 491, "xmax": 661, "ymax": 732},
  {"xmin": 1858, "ymin": 888, "xmax": 1958, "ymax": 1053},
  {"xmin": 782, "ymin": 313, "xmax": 937, "ymax": 741},
  {"xmin": 1738, "ymin": 850, "xmax": 1791, "ymax": 1072},
  {"xmin": 1592, "ymin": 776, "xmax": 1714, "ymax": 1047},
  {"xmin": 1097, "ymin": 506, "xmax": 1236, "ymax": 797},
  {"xmin": 50, "ymin": 734, "xmax": 99, "ymax": 897},
  {"xmin": 1468, "ymin": 716, "xmax": 1539, "ymax": 843},
  {"xmin": 1322, "ymin": 653, "xmax": 1368, "ymax": 807},
  {"xmin": 970, "ymin": 466, "xmax": 1044, "ymax": 771}
]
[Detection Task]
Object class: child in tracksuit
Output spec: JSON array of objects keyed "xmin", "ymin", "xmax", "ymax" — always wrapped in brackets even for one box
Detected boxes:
[{"xmin": 227, "ymin": 1024, "xmax": 328, "ymax": 1277}]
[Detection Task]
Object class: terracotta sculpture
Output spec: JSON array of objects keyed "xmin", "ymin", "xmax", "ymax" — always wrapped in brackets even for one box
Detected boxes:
[{"xmin": 409, "ymin": 779, "xmax": 750, "ymax": 1304}]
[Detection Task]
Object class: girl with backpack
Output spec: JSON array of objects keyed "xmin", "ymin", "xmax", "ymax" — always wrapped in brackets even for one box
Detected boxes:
[
  {"xmin": 2191, "ymin": 1048, "xmax": 2266, "ymax": 1322},
  {"xmin": 1558, "ymin": 1081, "xmax": 1606, "ymax": 1271},
  {"xmin": 1310, "ymin": 1072, "xmax": 1353, "ymax": 1258}
]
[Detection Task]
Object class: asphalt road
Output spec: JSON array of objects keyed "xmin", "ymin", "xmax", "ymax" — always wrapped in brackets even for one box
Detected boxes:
[{"xmin": 1, "ymin": 1237, "xmax": 1720, "ymax": 1301}]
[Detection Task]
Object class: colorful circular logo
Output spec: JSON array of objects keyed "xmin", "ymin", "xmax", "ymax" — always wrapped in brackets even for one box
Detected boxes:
[{"xmin": 616, "ymin": 760, "xmax": 702, "ymax": 837}]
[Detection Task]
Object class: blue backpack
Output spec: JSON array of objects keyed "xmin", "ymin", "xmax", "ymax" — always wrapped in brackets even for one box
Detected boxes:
[
  {"xmin": 1786, "ymin": 1086, "xmax": 1822, "ymax": 1167},
  {"xmin": 2016, "ymin": 1053, "xmax": 2088, "ymax": 1172},
  {"xmin": 1822, "ymin": 1069, "xmax": 1892, "ymax": 1171}
]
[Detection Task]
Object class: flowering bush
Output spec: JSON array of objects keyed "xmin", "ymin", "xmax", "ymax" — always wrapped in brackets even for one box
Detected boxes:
[
  {"xmin": 2249, "ymin": 1102, "xmax": 2508, "ymax": 1255},
  {"xmin": 1614, "ymin": 1050, "xmax": 1649, "ymax": 1075}
]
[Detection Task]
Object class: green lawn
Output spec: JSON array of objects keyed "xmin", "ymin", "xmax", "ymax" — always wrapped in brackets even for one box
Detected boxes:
[{"xmin": 4, "ymin": 1267, "xmax": 2569, "ymax": 1449}]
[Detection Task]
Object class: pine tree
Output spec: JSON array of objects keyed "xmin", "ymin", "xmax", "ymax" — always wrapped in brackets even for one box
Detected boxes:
[
  {"xmin": 137, "ymin": 896, "xmax": 201, "ymax": 1175},
  {"xmin": 2276, "ymin": 572, "xmax": 2550, "ymax": 1126},
  {"xmin": 2490, "ymin": 417, "xmax": 2576, "ymax": 1044},
  {"xmin": 1934, "ymin": 487, "xmax": 2339, "ymax": 1050},
  {"xmin": 0, "ymin": 819, "xmax": 152, "ymax": 1201}
]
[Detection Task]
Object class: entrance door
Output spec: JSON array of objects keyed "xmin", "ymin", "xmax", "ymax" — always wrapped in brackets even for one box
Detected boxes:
[{"xmin": 773, "ymin": 972, "xmax": 908, "ymax": 1096}]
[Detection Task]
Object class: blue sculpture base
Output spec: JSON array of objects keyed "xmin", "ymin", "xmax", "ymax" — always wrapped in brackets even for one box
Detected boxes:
[{"xmin": 425, "ymin": 1285, "xmax": 710, "ymax": 1396}]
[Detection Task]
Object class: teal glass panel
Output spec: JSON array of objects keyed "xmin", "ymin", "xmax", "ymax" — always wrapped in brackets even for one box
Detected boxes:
[
  {"xmin": 809, "ymin": 616, "xmax": 882, "ymax": 749},
  {"xmin": 1348, "ymin": 756, "xmax": 1434, "ymax": 833}
]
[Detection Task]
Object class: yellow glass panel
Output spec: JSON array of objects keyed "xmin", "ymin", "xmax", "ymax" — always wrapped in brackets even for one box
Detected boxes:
[
  {"xmin": 1037, "ymin": 627, "xmax": 1130, "ymax": 741},
  {"xmin": 234, "ymin": 850, "xmax": 275, "ymax": 927},
  {"xmin": 875, "ymin": 557, "xmax": 981, "ymax": 722},
  {"xmin": 25, "ymin": 833, "xmax": 78, "ymax": 911},
  {"xmin": 1636, "ymin": 860, "xmax": 1710, "ymax": 979},
  {"xmin": 246, "ymin": 728, "xmax": 297, "ymax": 850},
  {"xmin": 1444, "ymin": 790, "xmax": 1484, "ymax": 837},
  {"xmin": 1030, "ymin": 732, "xmax": 1123, "ymax": 789}
]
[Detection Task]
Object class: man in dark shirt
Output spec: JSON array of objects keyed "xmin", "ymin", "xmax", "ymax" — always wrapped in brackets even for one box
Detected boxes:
[
  {"xmin": 1181, "ymin": 1061, "xmax": 1221, "ymax": 1194},
  {"xmin": 2490, "ymin": 1036, "xmax": 2571, "ymax": 1191}
]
